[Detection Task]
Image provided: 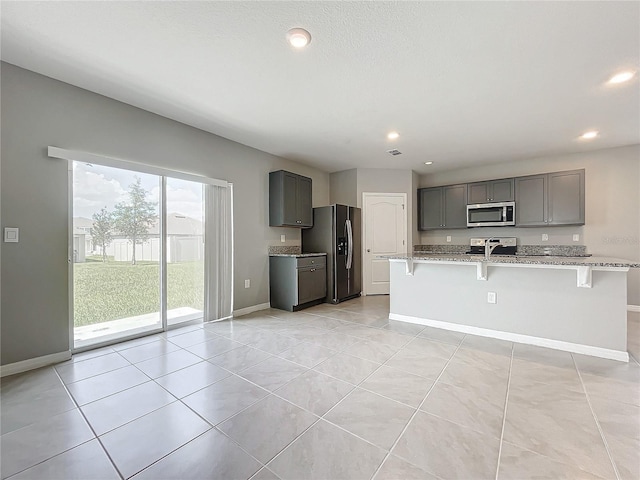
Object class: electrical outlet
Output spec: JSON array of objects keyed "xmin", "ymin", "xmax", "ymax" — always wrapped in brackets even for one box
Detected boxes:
[
  {"xmin": 487, "ymin": 292, "xmax": 497, "ymax": 304},
  {"xmin": 542, "ymin": 234, "xmax": 549, "ymax": 242},
  {"xmin": 244, "ymin": 279, "xmax": 250, "ymax": 289},
  {"xmin": 280, "ymin": 234, "xmax": 286, "ymax": 243},
  {"xmin": 446, "ymin": 236, "xmax": 452, "ymax": 243},
  {"xmin": 573, "ymin": 234, "xmax": 580, "ymax": 242}
]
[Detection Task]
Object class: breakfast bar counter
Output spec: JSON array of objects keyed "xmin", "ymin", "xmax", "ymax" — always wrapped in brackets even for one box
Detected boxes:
[{"xmin": 382, "ymin": 254, "xmax": 639, "ymax": 361}]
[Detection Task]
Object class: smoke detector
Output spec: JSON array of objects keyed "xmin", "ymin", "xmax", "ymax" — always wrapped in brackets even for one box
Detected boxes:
[{"xmin": 387, "ymin": 149, "xmax": 402, "ymax": 156}]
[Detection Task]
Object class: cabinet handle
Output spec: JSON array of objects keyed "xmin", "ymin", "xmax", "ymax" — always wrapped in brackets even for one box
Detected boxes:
[{"xmin": 310, "ymin": 268, "xmax": 316, "ymax": 272}]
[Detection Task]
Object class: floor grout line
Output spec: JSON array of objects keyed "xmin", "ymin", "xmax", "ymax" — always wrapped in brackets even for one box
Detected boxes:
[
  {"xmin": 51, "ymin": 366, "xmax": 126, "ymax": 480},
  {"xmin": 571, "ymin": 353, "xmax": 622, "ymax": 480},
  {"xmin": 494, "ymin": 342, "xmax": 515, "ymax": 480},
  {"xmin": 367, "ymin": 340, "xmax": 465, "ymax": 480}
]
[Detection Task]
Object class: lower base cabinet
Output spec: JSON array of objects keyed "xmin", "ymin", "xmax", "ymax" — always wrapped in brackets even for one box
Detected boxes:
[{"xmin": 269, "ymin": 255, "xmax": 327, "ymax": 311}]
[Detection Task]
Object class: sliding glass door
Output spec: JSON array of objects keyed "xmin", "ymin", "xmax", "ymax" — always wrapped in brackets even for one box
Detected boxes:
[
  {"xmin": 166, "ymin": 177, "xmax": 205, "ymax": 327},
  {"xmin": 72, "ymin": 162, "xmax": 205, "ymax": 349}
]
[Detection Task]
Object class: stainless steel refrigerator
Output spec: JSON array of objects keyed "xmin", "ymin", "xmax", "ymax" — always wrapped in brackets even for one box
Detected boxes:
[{"xmin": 302, "ymin": 204, "xmax": 361, "ymax": 304}]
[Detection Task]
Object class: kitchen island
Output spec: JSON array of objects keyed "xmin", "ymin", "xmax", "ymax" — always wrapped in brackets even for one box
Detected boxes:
[{"xmin": 384, "ymin": 253, "xmax": 640, "ymax": 361}]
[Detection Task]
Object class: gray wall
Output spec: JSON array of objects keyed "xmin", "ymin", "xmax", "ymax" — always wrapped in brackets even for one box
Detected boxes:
[
  {"xmin": 418, "ymin": 145, "xmax": 640, "ymax": 305},
  {"xmin": 0, "ymin": 63, "xmax": 329, "ymax": 365},
  {"xmin": 329, "ymin": 169, "xmax": 357, "ymax": 206},
  {"xmin": 390, "ymin": 261, "xmax": 628, "ymax": 353}
]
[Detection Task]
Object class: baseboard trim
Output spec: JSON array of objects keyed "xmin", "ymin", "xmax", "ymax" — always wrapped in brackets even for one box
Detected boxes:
[
  {"xmin": 389, "ymin": 313, "xmax": 629, "ymax": 362},
  {"xmin": 0, "ymin": 351, "xmax": 72, "ymax": 378},
  {"xmin": 233, "ymin": 302, "xmax": 271, "ymax": 318},
  {"xmin": 628, "ymin": 305, "xmax": 640, "ymax": 313}
]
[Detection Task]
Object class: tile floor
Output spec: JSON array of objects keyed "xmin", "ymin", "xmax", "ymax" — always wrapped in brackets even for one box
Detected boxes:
[{"xmin": 1, "ymin": 296, "xmax": 639, "ymax": 480}]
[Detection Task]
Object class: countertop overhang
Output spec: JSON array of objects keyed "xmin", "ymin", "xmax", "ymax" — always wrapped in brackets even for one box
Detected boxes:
[
  {"xmin": 380, "ymin": 253, "xmax": 639, "ymax": 288},
  {"xmin": 269, "ymin": 252, "xmax": 327, "ymax": 258}
]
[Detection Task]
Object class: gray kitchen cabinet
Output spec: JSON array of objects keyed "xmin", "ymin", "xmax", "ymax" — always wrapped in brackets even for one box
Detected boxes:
[
  {"xmin": 515, "ymin": 169, "xmax": 584, "ymax": 226},
  {"xmin": 468, "ymin": 178, "xmax": 514, "ymax": 203},
  {"xmin": 269, "ymin": 170, "xmax": 313, "ymax": 227},
  {"xmin": 269, "ymin": 255, "xmax": 327, "ymax": 311},
  {"xmin": 418, "ymin": 184, "xmax": 467, "ymax": 230}
]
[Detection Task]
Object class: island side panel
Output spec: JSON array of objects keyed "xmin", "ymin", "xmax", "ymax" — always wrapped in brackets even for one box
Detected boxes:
[{"xmin": 389, "ymin": 261, "xmax": 627, "ymax": 353}]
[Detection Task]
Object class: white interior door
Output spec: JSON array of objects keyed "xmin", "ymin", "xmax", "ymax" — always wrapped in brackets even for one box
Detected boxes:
[{"xmin": 363, "ymin": 193, "xmax": 407, "ymax": 295}]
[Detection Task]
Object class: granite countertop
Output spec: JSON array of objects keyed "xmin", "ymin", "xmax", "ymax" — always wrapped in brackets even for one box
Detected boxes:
[
  {"xmin": 381, "ymin": 253, "xmax": 640, "ymax": 268},
  {"xmin": 269, "ymin": 252, "xmax": 327, "ymax": 258}
]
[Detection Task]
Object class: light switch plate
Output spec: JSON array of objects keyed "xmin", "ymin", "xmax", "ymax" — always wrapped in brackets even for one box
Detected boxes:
[
  {"xmin": 4, "ymin": 227, "xmax": 19, "ymax": 243},
  {"xmin": 541, "ymin": 234, "xmax": 549, "ymax": 241},
  {"xmin": 573, "ymin": 234, "xmax": 580, "ymax": 242},
  {"xmin": 446, "ymin": 236, "xmax": 452, "ymax": 242},
  {"xmin": 280, "ymin": 234, "xmax": 286, "ymax": 243}
]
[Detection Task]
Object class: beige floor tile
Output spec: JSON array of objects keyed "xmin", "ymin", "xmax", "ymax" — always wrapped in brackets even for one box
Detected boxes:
[
  {"xmin": 183, "ymin": 336, "xmax": 244, "ymax": 359},
  {"xmin": 9, "ymin": 439, "xmax": 119, "ymax": 480},
  {"xmin": 154, "ymin": 360, "xmax": 230, "ymax": 398},
  {"xmin": 218, "ymin": 394, "xmax": 317, "ymax": 463},
  {"xmin": 324, "ymin": 388, "xmax": 415, "ymax": 450},
  {"xmin": 393, "ymin": 411, "xmax": 500, "ymax": 479},
  {"xmin": 314, "ymin": 352, "xmax": 381, "ymax": 384},
  {"xmin": 498, "ymin": 442, "xmax": 605, "ymax": 480},
  {"xmin": 374, "ymin": 455, "xmax": 439, "ymax": 480},
  {"xmin": 250, "ymin": 468, "xmax": 282, "ymax": 480},
  {"xmin": 1, "ymin": 383, "xmax": 76, "ymax": 435},
  {"xmin": 238, "ymin": 356, "xmax": 308, "ymax": 391},
  {"xmin": 360, "ymin": 365, "xmax": 433, "ymax": 408},
  {"xmin": 0, "ymin": 409, "xmax": 94, "ymax": 479},
  {"xmin": 421, "ymin": 380, "xmax": 505, "ymax": 437},
  {"xmin": 275, "ymin": 369, "xmax": 354, "ymax": 416},
  {"xmin": 267, "ymin": 419, "xmax": 387, "ymax": 480},
  {"xmin": 345, "ymin": 340, "xmax": 400, "ymax": 364},
  {"xmin": 133, "ymin": 349, "xmax": 202, "ymax": 378},
  {"xmin": 181, "ymin": 374, "xmax": 269, "ymax": 425},
  {"xmin": 81, "ymin": 381, "xmax": 175, "ymax": 435},
  {"xmin": 207, "ymin": 345, "xmax": 271, "ymax": 373},
  {"xmin": 66, "ymin": 365, "xmax": 149, "ymax": 406},
  {"xmin": 116, "ymin": 339, "xmax": 181, "ymax": 363},
  {"xmin": 100, "ymin": 402, "xmax": 211, "ymax": 478},
  {"xmin": 460, "ymin": 334, "xmax": 513, "ymax": 356},
  {"xmin": 55, "ymin": 352, "xmax": 130, "ymax": 384},
  {"xmin": 276, "ymin": 342, "xmax": 338, "ymax": 368},
  {"xmin": 503, "ymin": 383, "xmax": 615, "ymax": 478},
  {"xmin": 133, "ymin": 428, "xmax": 262, "ymax": 480}
]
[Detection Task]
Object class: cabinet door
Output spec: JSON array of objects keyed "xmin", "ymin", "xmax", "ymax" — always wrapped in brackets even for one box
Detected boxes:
[
  {"xmin": 297, "ymin": 266, "xmax": 326, "ymax": 304},
  {"xmin": 297, "ymin": 176, "xmax": 313, "ymax": 227},
  {"xmin": 281, "ymin": 172, "xmax": 299, "ymax": 225},
  {"xmin": 548, "ymin": 170, "xmax": 584, "ymax": 225},
  {"xmin": 516, "ymin": 175, "xmax": 547, "ymax": 226},
  {"xmin": 490, "ymin": 178, "xmax": 515, "ymax": 202},
  {"xmin": 443, "ymin": 184, "xmax": 468, "ymax": 228},
  {"xmin": 467, "ymin": 182, "xmax": 490, "ymax": 204},
  {"xmin": 418, "ymin": 187, "xmax": 442, "ymax": 230}
]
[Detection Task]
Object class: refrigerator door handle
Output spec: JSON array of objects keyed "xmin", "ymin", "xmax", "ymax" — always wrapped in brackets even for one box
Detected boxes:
[{"xmin": 346, "ymin": 219, "xmax": 353, "ymax": 270}]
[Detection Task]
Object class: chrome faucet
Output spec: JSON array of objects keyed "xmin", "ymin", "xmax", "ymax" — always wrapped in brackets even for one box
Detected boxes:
[{"xmin": 484, "ymin": 237, "xmax": 503, "ymax": 260}]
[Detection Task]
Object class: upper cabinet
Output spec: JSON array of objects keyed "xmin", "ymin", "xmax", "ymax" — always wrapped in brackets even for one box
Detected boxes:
[
  {"xmin": 515, "ymin": 169, "xmax": 584, "ymax": 226},
  {"xmin": 269, "ymin": 170, "xmax": 313, "ymax": 227},
  {"xmin": 418, "ymin": 184, "xmax": 467, "ymax": 230},
  {"xmin": 467, "ymin": 178, "xmax": 514, "ymax": 204}
]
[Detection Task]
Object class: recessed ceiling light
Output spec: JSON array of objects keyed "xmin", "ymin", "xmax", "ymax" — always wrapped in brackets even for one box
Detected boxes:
[
  {"xmin": 608, "ymin": 71, "xmax": 635, "ymax": 84},
  {"xmin": 580, "ymin": 130, "xmax": 599, "ymax": 139},
  {"xmin": 424, "ymin": 161, "xmax": 433, "ymax": 165},
  {"xmin": 287, "ymin": 28, "xmax": 311, "ymax": 48},
  {"xmin": 387, "ymin": 132, "xmax": 400, "ymax": 140}
]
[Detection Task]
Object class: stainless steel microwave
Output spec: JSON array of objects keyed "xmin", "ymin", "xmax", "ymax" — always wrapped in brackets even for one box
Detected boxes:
[{"xmin": 467, "ymin": 201, "xmax": 515, "ymax": 227}]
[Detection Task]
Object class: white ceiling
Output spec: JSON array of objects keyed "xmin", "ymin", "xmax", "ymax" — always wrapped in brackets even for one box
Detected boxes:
[{"xmin": 1, "ymin": 1, "xmax": 638, "ymax": 173}]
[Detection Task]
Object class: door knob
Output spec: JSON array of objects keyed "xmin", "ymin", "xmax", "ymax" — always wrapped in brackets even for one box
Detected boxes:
[{"xmin": 367, "ymin": 249, "xmax": 371, "ymax": 252}]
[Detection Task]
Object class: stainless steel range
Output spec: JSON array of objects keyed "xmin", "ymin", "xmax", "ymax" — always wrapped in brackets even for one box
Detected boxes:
[{"xmin": 466, "ymin": 237, "xmax": 517, "ymax": 255}]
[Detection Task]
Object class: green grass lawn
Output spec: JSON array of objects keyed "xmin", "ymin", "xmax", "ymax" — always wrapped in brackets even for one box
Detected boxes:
[{"xmin": 74, "ymin": 260, "xmax": 204, "ymax": 327}]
